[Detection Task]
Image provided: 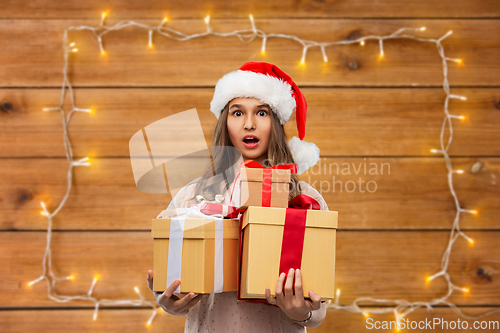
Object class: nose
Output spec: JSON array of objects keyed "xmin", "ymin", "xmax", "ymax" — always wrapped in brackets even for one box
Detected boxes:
[{"xmin": 244, "ymin": 113, "xmax": 256, "ymax": 130}]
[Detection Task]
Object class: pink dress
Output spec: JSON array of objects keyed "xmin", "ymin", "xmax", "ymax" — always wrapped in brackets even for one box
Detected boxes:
[{"xmin": 157, "ymin": 180, "xmax": 329, "ymax": 333}]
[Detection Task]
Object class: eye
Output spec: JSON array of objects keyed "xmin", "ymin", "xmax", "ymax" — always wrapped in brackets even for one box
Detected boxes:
[
  {"xmin": 232, "ymin": 110, "xmax": 243, "ymax": 117},
  {"xmin": 257, "ymin": 110, "xmax": 268, "ymax": 116}
]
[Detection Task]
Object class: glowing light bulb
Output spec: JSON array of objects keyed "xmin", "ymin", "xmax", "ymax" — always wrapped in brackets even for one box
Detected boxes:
[
  {"xmin": 94, "ymin": 274, "xmax": 100, "ymax": 281},
  {"xmin": 456, "ymin": 169, "xmax": 464, "ymax": 174},
  {"xmin": 468, "ymin": 238, "xmax": 475, "ymax": 245},
  {"xmin": 69, "ymin": 275, "xmax": 75, "ymax": 280},
  {"xmin": 420, "ymin": 27, "xmax": 426, "ymax": 31},
  {"xmin": 161, "ymin": 17, "xmax": 168, "ymax": 25},
  {"xmin": 360, "ymin": 40, "xmax": 365, "ymax": 46},
  {"xmin": 204, "ymin": 15, "xmax": 210, "ymax": 24},
  {"xmin": 100, "ymin": 50, "xmax": 106, "ymax": 56},
  {"xmin": 71, "ymin": 48, "xmax": 78, "ymax": 53},
  {"xmin": 362, "ymin": 312, "xmax": 369, "ymax": 318},
  {"xmin": 462, "ymin": 287, "xmax": 470, "ymax": 293}
]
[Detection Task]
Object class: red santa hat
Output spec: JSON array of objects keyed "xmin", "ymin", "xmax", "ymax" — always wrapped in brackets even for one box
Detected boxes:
[{"xmin": 210, "ymin": 62, "xmax": 320, "ymax": 174}]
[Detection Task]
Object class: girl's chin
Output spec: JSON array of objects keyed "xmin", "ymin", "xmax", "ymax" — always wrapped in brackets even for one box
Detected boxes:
[{"xmin": 242, "ymin": 151, "xmax": 267, "ymax": 163}]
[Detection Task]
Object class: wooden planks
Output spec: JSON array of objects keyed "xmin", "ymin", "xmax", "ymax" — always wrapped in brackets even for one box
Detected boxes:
[
  {"xmin": 2, "ymin": 231, "xmax": 498, "ymax": 307},
  {"xmin": 1, "ymin": 307, "xmax": 500, "ymax": 332},
  {"xmin": 0, "ymin": 0, "xmax": 498, "ymax": 19},
  {"xmin": 1, "ymin": 88, "xmax": 499, "ymax": 158},
  {"xmin": 1, "ymin": 157, "xmax": 498, "ymax": 231},
  {"xmin": 0, "ymin": 20, "xmax": 499, "ymax": 87}
]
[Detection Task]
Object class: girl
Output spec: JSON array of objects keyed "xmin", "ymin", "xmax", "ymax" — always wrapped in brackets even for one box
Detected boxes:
[{"xmin": 148, "ymin": 62, "xmax": 329, "ymax": 332}]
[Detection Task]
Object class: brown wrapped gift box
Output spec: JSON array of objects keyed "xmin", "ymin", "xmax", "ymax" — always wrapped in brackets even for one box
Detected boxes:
[
  {"xmin": 239, "ymin": 206, "xmax": 338, "ymax": 301},
  {"xmin": 239, "ymin": 167, "xmax": 290, "ymax": 208},
  {"xmin": 152, "ymin": 217, "xmax": 240, "ymax": 293}
]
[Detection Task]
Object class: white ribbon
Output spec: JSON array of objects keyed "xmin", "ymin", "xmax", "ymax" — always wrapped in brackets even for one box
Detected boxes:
[
  {"xmin": 214, "ymin": 217, "xmax": 224, "ymax": 293},
  {"xmin": 164, "ymin": 205, "xmax": 224, "ymax": 293},
  {"xmin": 166, "ymin": 217, "xmax": 185, "ymax": 293}
]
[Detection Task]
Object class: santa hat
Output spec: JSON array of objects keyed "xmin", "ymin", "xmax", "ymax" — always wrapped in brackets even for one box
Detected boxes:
[{"xmin": 210, "ymin": 62, "xmax": 320, "ymax": 174}]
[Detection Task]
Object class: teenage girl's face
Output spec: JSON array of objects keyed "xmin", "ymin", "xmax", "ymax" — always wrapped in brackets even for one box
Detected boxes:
[{"xmin": 227, "ymin": 97, "xmax": 272, "ymax": 164}]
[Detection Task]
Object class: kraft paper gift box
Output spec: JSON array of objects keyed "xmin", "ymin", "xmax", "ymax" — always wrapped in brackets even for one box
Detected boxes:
[
  {"xmin": 151, "ymin": 215, "xmax": 240, "ymax": 293},
  {"xmin": 239, "ymin": 205, "xmax": 338, "ymax": 301},
  {"xmin": 239, "ymin": 166, "xmax": 292, "ymax": 209}
]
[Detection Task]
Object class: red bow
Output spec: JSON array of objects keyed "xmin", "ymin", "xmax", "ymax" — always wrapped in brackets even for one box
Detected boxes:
[
  {"xmin": 240, "ymin": 160, "xmax": 298, "ymax": 174},
  {"xmin": 288, "ymin": 194, "xmax": 321, "ymax": 210}
]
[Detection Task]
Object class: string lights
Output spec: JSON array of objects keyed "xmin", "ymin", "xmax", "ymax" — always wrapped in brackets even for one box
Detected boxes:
[{"xmin": 32, "ymin": 12, "xmax": 499, "ymax": 327}]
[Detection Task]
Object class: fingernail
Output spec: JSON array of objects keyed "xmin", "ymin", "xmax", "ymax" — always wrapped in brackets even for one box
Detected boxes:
[
  {"xmin": 265, "ymin": 288, "xmax": 270, "ymax": 292},
  {"xmin": 310, "ymin": 290, "xmax": 316, "ymax": 296},
  {"xmin": 280, "ymin": 272, "xmax": 286, "ymax": 278},
  {"xmin": 296, "ymin": 268, "xmax": 300, "ymax": 273},
  {"xmin": 289, "ymin": 268, "xmax": 294, "ymax": 274}
]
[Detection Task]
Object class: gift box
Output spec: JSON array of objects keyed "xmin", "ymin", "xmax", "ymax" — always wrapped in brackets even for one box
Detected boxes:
[
  {"xmin": 239, "ymin": 166, "xmax": 292, "ymax": 209},
  {"xmin": 152, "ymin": 216, "xmax": 240, "ymax": 293},
  {"xmin": 239, "ymin": 204, "xmax": 338, "ymax": 300}
]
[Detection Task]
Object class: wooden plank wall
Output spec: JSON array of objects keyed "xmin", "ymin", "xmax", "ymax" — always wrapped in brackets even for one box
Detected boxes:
[{"xmin": 1, "ymin": 1, "xmax": 499, "ymax": 332}]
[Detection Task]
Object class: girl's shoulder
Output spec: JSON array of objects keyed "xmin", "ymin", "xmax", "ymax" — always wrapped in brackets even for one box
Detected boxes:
[{"xmin": 299, "ymin": 181, "xmax": 329, "ymax": 211}]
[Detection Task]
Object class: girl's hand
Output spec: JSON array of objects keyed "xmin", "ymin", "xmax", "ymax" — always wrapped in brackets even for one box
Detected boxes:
[
  {"xmin": 265, "ymin": 268, "xmax": 321, "ymax": 322},
  {"xmin": 147, "ymin": 270, "xmax": 202, "ymax": 316}
]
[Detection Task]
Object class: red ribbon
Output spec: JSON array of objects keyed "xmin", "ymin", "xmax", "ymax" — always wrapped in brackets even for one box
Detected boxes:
[
  {"xmin": 279, "ymin": 195, "xmax": 321, "ymax": 277},
  {"xmin": 240, "ymin": 160, "xmax": 297, "ymax": 207}
]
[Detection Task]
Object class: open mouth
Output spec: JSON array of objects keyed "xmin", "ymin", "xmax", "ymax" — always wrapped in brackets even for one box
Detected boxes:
[{"xmin": 243, "ymin": 136, "xmax": 260, "ymax": 148}]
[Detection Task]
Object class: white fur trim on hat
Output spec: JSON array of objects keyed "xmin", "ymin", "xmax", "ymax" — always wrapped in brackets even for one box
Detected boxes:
[
  {"xmin": 210, "ymin": 70, "xmax": 296, "ymax": 125},
  {"xmin": 289, "ymin": 136, "xmax": 320, "ymax": 175}
]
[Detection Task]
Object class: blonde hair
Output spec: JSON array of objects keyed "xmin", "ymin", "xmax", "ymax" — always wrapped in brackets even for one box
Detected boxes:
[{"xmin": 190, "ymin": 102, "xmax": 301, "ymax": 202}]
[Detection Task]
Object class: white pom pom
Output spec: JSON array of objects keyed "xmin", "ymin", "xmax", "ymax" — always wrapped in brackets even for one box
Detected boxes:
[{"xmin": 288, "ymin": 136, "xmax": 320, "ymax": 175}]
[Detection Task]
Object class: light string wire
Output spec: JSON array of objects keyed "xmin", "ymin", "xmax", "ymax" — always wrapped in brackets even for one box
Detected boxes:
[{"xmin": 30, "ymin": 13, "xmax": 497, "ymax": 327}]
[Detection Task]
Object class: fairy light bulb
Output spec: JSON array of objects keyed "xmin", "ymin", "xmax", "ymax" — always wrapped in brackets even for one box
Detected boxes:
[
  {"xmin": 148, "ymin": 30, "xmax": 153, "ymax": 49},
  {"xmin": 420, "ymin": 27, "xmax": 426, "ymax": 31},
  {"xmin": 204, "ymin": 15, "xmax": 210, "ymax": 24},
  {"xmin": 360, "ymin": 40, "xmax": 365, "ymax": 46},
  {"xmin": 161, "ymin": 17, "xmax": 168, "ymax": 25}
]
